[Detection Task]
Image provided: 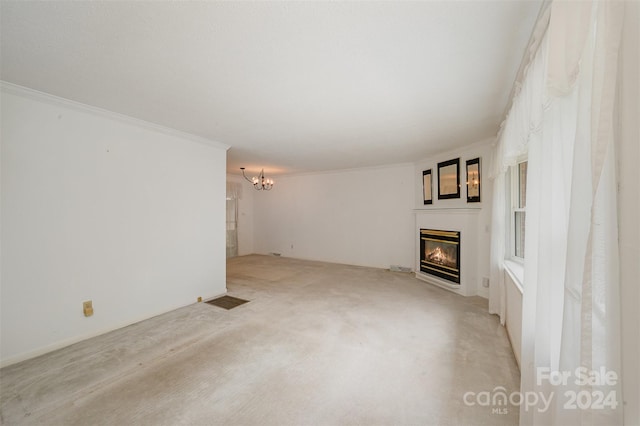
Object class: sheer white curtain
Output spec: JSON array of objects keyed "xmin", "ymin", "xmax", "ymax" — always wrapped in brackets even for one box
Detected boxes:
[
  {"xmin": 490, "ymin": 1, "xmax": 625, "ymax": 424},
  {"xmin": 488, "ymin": 148, "xmax": 507, "ymax": 322},
  {"xmin": 488, "ymin": 22, "xmax": 549, "ymax": 322}
]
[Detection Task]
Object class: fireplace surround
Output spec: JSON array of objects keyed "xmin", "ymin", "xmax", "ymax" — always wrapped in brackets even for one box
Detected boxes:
[
  {"xmin": 414, "ymin": 208, "xmax": 481, "ymax": 297},
  {"xmin": 420, "ymin": 229, "xmax": 461, "ymax": 284}
]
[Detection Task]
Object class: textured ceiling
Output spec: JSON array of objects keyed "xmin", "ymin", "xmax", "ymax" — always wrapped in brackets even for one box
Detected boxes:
[{"xmin": 1, "ymin": 1, "xmax": 541, "ymax": 176}]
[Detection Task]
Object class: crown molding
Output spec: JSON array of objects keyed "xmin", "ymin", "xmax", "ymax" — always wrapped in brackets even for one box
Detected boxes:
[
  {"xmin": 1, "ymin": 81, "xmax": 229, "ymax": 151},
  {"xmin": 278, "ymin": 161, "xmax": 415, "ymax": 179}
]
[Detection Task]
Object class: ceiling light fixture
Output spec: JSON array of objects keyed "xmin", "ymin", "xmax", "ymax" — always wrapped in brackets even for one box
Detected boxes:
[{"xmin": 240, "ymin": 167, "xmax": 274, "ymax": 191}]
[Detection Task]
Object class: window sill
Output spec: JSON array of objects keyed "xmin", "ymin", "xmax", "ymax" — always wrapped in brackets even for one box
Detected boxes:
[{"xmin": 503, "ymin": 260, "xmax": 524, "ymax": 294}]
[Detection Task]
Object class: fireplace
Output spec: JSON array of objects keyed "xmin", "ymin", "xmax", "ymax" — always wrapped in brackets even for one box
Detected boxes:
[{"xmin": 420, "ymin": 229, "xmax": 460, "ymax": 284}]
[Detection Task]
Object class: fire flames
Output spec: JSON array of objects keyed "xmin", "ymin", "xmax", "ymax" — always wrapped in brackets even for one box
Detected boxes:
[
  {"xmin": 429, "ymin": 247, "xmax": 446, "ymax": 263},
  {"xmin": 426, "ymin": 246, "xmax": 456, "ymax": 268}
]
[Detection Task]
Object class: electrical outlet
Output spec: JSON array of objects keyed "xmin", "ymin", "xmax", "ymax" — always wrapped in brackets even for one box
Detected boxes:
[
  {"xmin": 83, "ymin": 300, "xmax": 94, "ymax": 317},
  {"xmin": 482, "ymin": 277, "xmax": 490, "ymax": 288},
  {"xmin": 197, "ymin": 296, "xmax": 202, "ymax": 302}
]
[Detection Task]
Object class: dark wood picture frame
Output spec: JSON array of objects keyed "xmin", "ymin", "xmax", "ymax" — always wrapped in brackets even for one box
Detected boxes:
[
  {"xmin": 422, "ymin": 169, "xmax": 433, "ymax": 205},
  {"xmin": 466, "ymin": 158, "xmax": 481, "ymax": 203},
  {"xmin": 437, "ymin": 158, "xmax": 460, "ymax": 199}
]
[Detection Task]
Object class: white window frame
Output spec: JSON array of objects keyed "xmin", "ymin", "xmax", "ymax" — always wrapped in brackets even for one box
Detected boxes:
[{"xmin": 508, "ymin": 158, "xmax": 527, "ymax": 262}]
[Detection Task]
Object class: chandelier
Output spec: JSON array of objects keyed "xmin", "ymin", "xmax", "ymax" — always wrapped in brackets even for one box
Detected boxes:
[{"xmin": 241, "ymin": 167, "xmax": 274, "ymax": 191}]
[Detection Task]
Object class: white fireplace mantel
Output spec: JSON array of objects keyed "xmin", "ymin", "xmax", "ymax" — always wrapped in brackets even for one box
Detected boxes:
[{"xmin": 414, "ymin": 209, "xmax": 480, "ymax": 297}]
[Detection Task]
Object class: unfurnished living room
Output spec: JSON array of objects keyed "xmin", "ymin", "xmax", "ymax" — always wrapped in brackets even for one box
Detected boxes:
[{"xmin": 0, "ymin": 1, "xmax": 638, "ymax": 426}]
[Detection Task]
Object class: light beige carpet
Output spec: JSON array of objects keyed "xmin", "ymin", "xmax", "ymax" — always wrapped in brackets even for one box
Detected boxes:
[{"xmin": 0, "ymin": 255, "xmax": 520, "ymax": 425}]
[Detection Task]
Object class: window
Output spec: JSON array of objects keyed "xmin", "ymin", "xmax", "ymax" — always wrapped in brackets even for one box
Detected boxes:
[{"xmin": 511, "ymin": 161, "xmax": 527, "ymax": 259}]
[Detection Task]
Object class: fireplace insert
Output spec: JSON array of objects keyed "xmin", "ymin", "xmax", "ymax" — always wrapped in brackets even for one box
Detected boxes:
[{"xmin": 420, "ymin": 229, "xmax": 460, "ymax": 284}]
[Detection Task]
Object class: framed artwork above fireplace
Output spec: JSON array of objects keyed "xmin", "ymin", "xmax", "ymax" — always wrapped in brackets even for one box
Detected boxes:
[
  {"xmin": 466, "ymin": 158, "xmax": 481, "ymax": 203},
  {"xmin": 422, "ymin": 169, "xmax": 432, "ymax": 205},
  {"xmin": 437, "ymin": 158, "xmax": 460, "ymax": 199}
]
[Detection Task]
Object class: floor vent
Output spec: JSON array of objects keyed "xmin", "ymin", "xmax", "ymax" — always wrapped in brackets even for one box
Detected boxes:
[{"xmin": 205, "ymin": 295, "xmax": 249, "ymax": 310}]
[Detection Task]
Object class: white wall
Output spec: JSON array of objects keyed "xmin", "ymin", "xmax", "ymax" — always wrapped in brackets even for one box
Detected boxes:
[
  {"xmin": 226, "ymin": 174, "xmax": 255, "ymax": 256},
  {"xmin": 253, "ymin": 164, "xmax": 414, "ymax": 269},
  {"xmin": 618, "ymin": 3, "xmax": 639, "ymax": 424},
  {"xmin": 0, "ymin": 84, "xmax": 228, "ymax": 366},
  {"xmin": 414, "ymin": 140, "xmax": 494, "ymax": 297}
]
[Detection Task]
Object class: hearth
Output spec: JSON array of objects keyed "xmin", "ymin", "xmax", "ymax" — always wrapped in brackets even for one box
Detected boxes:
[{"xmin": 420, "ymin": 229, "xmax": 460, "ymax": 284}]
